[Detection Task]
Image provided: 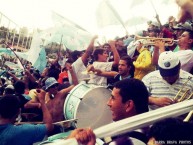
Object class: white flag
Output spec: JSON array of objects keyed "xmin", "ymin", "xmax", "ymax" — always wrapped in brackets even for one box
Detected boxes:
[{"xmin": 96, "ymin": 0, "xmax": 121, "ymax": 28}]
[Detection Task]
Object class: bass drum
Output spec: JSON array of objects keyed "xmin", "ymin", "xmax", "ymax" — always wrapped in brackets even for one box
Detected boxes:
[{"xmin": 64, "ymin": 83, "xmax": 112, "ymax": 129}]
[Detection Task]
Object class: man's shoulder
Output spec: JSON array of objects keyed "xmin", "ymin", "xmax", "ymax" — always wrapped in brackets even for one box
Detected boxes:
[
  {"xmin": 180, "ymin": 70, "xmax": 193, "ymax": 78},
  {"xmin": 142, "ymin": 70, "xmax": 161, "ymax": 80},
  {"xmin": 1, "ymin": 123, "xmax": 46, "ymax": 133},
  {"xmin": 17, "ymin": 123, "xmax": 46, "ymax": 129},
  {"xmin": 0, "ymin": 124, "xmax": 47, "ymax": 145}
]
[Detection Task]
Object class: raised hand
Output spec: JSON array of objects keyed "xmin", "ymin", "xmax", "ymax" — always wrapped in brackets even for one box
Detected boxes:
[
  {"xmin": 68, "ymin": 128, "xmax": 96, "ymax": 145},
  {"xmin": 176, "ymin": 0, "xmax": 193, "ymax": 23}
]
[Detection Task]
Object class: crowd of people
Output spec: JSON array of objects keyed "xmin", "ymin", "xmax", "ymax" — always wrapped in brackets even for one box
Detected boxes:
[{"xmin": 0, "ymin": 0, "xmax": 193, "ymax": 145}]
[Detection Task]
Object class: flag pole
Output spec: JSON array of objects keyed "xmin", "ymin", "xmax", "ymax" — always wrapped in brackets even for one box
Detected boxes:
[
  {"xmin": 3, "ymin": 41, "xmax": 25, "ymax": 70},
  {"xmin": 58, "ymin": 35, "xmax": 63, "ymax": 56},
  {"xmin": 149, "ymin": 0, "xmax": 162, "ymax": 27}
]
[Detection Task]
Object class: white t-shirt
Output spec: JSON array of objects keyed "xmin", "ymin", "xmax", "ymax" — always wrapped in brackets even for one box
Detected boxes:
[
  {"xmin": 68, "ymin": 57, "xmax": 89, "ymax": 84},
  {"xmin": 88, "ymin": 61, "xmax": 113, "ymax": 86},
  {"xmin": 175, "ymin": 50, "xmax": 193, "ymax": 72}
]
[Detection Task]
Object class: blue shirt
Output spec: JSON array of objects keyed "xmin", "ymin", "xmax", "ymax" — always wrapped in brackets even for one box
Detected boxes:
[{"xmin": 0, "ymin": 123, "xmax": 47, "ymax": 145}]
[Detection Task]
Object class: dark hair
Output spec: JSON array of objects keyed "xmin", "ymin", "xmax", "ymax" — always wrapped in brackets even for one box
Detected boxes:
[
  {"xmin": 120, "ymin": 56, "xmax": 135, "ymax": 78},
  {"xmin": 0, "ymin": 87, "xmax": 5, "ymax": 95},
  {"xmin": 148, "ymin": 27, "xmax": 161, "ymax": 33},
  {"xmin": 4, "ymin": 88, "xmax": 15, "ymax": 95},
  {"xmin": 48, "ymin": 65, "xmax": 60, "ymax": 80},
  {"xmin": 14, "ymin": 80, "xmax": 26, "ymax": 94},
  {"xmin": 33, "ymin": 71, "xmax": 41, "ymax": 80},
  {"xmin": 186, "ymin": 30, "xmax": 193, "ymax": 48},
  {"xmin": 0, "ymin": 95, "xmax": 20, "ymax": 119},
  {"xmin": 28, "ymin": 81, "xmax": 38, "ymax": 90},
  {"xmin": 114, "ymin": 78, "xmax": 149, "ymax": 114},
  {"xmin": 159, "ymin": 62, "xmax": 180, "ymax": 77},
  {"xmin": 186, "ymin": 30, "xmax": 193, "ymax": 39},
  {"xmin": 1, "ymin": 78, "xmax": 6, "ymax": 85},
  {"xmin": 103, "ymin": 43, "xmax": 111, "ymax": 48},
  {"xmin": 93, "ymin": 48, "xmax": 105, "ymax": 61},
  {"xmin": 66, "ymin": 58, "xmax": 74, "ymax": 64},
  {"xmin": 71, "ymin": 50, "xmax": 83, "ymax": 62},
  {"xmin": 148, "ymin": 118, "xmax": 193, "ymax": 142}
]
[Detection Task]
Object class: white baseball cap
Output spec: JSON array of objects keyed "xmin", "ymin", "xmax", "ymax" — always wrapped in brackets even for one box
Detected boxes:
[{"xmin": 158, "ymin": 51, "xmax": 180, "ymax": 77}]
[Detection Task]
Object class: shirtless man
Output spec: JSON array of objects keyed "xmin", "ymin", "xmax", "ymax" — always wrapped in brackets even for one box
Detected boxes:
[{"xmin": 45, "ymin": 65, "xmax": 77, "ymax": 122}]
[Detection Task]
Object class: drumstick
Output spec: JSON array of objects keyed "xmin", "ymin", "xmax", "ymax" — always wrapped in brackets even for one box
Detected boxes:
[
  {"xmin": 53, "ymin": 118, "xmax": 78, "ymax": 125},
  {"xmin": 15, "ymin": 122, "xmax": 43, "ymax": 125},
  {"xmin": 16, "ymin": 119, "xmax": 78, "ymax": 125},
  {"xmin": 81, "ymin": 71, "xmax": 97, "ymax": 75},
  {"xmin": 80, "ymin": 78, "xmax": 91, "ymax": 82}
]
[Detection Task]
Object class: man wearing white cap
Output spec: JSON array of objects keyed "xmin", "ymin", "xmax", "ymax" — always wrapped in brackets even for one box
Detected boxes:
[{"xmin": 142, "ymin": 51, "xmax": 193, "ymax": 110}]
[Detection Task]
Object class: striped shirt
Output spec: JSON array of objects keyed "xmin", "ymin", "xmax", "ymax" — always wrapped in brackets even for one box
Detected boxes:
[{"xmin": 142, "ymin": 70, "xmax": 193, "ymax": 110}]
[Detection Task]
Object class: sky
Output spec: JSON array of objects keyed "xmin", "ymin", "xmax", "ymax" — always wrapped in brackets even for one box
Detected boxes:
[
  {"xmin": 0, "ymin": 0, "xmax": 100, "ymax": 31},
  {"xmin": 0, "ymin": 0, "xmax": 179, "ymax": 35}
]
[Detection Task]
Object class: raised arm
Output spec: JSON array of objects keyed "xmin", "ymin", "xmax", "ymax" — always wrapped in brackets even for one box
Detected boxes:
[
  {"xmin": 59, "ymin": 63, "xmax": 77, "ymax": 97},
  {"xmin": 87, "ymin": 65, "xmax": 118, "ymax": 78},
  {"xmin": 176, "ymin": 0, "xmax": 193, "ymax": 23},
  {"xmin": 36, "ymin": 89, "xmax": 54, "ymax": 133},
  {"xmin": 151, "ymin": 40, "xmax": 166, "ymax": 66},
  {"xmin": 66, "ymin": 62, "xmax": 78, "ymax": 86},
  {"xmin": 24, "ymin": 100, "xmax": 41, "ymax": 109},
  {"xmin": 7, "ymin": 71, "xmax": 20, "ymax": 82},
  {"xmin": 108, "ymin": 40, "xmax": 120, "ymax": 67},
  {"xmin": 81, "ymin": 35, "xmax": 98, "ymax": 66},
  {"xmin": 24, "ymin": 69, "xmax": 37, "ymax": 83}
]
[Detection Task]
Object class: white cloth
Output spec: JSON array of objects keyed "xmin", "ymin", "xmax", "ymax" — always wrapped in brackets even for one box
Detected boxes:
[
  {"xmin": 88, "ymin": 61, "xmax": 113, "ymax": 86},
  {"xmin": 175, "ymin": 50, "xmax": 193, "ymax": 72},
  {"xmin": 68, "ymin": 57, "xmax": 89, "ymax": 84},
  {"xmin": 127, "ymin": 41, "xmax": 136, "ymax": 58}
]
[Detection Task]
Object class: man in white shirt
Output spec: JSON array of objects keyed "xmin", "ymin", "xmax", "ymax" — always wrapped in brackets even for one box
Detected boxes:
[
  {"xmin": 88, "ymin": 41, "xmax": 120, "ymax": 86},
  {"xmin": 68, "ymin": 36, "xmax": 98, "ymax": 83}
]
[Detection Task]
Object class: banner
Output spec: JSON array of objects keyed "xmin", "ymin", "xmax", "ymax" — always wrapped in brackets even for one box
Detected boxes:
[
  {"xmin": 41, "ymin": 12, "xmax": 93, "ymax": 51},
  {"xmin": 96, "ymin": 0, "xmax": 121, "ymax": 28}
]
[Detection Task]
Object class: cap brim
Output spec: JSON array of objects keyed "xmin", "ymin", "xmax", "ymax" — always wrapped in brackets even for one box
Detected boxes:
[{"xmin": 45, "ymin": 82, "xmax": 58, "ymax": 90}]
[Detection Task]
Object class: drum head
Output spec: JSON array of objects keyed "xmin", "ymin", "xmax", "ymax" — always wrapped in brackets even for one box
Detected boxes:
[
  {"xmin": 64, "ymin": 84, "xmax": 113, "ymax": 129},
  {"xmin": 75, "ymin": 86, "xmax": 112, "ymax": 129}
]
